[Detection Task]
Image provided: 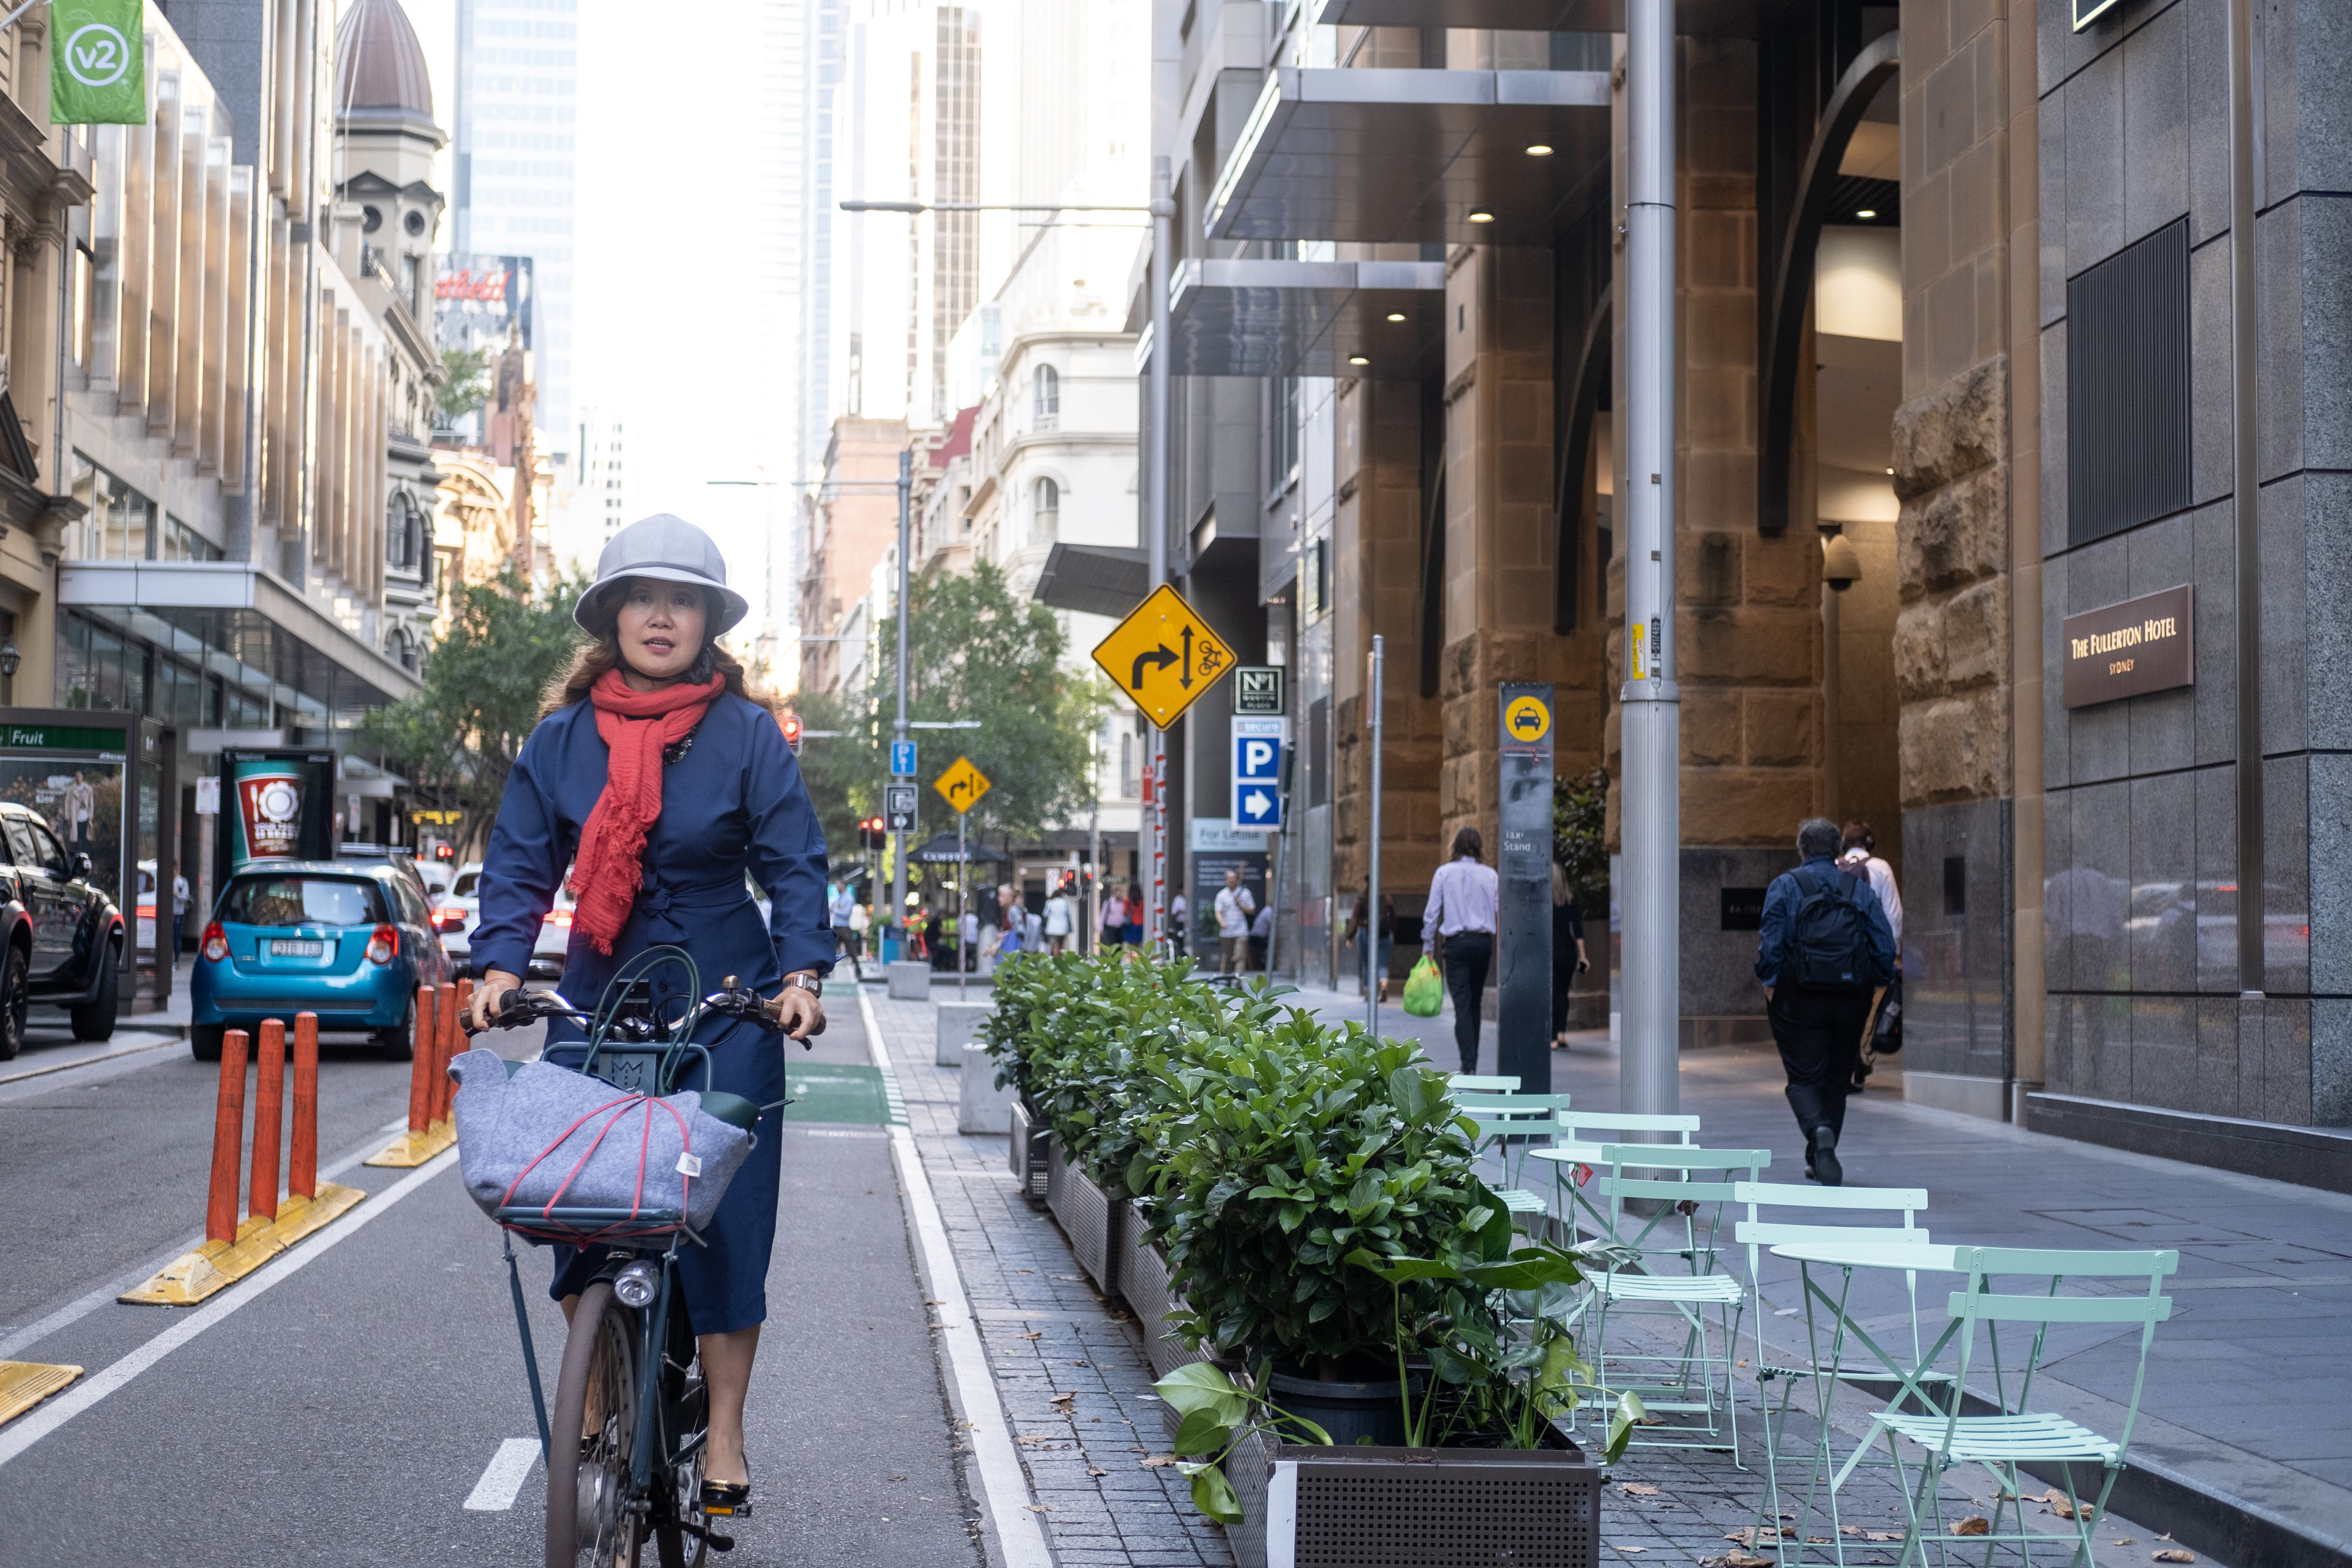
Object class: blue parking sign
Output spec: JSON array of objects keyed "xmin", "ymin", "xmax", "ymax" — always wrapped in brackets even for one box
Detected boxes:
[
  {"xmin": 1231, "ymin": 718, "xmax": 1284, "ymax": 832},
  {"xmin": 891, "ymin": 741, "xmax": 917, "ymax": 777}
]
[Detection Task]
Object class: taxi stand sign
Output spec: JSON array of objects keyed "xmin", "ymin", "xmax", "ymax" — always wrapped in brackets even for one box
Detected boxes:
[
  {"xmin": 934, "ymin": 755, "xmax": 992, "ymax": 813},
  {"xmin": 1091, "ymin": 583, "xmax": 1237, "ymax": 728},
  {"xmin": 1231, "ymin": 717, "xmax": 1284, "ymax": 830}
]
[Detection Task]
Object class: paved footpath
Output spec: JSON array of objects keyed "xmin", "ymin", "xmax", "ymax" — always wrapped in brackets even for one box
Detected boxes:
[{"xmin": 878, "ymin": 981, "xmax": 2220, "ymax": 1568}]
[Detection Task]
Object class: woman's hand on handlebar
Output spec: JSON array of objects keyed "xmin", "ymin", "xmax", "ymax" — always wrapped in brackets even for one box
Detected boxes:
[
  {"xmin": 768, "ymin": 976, "xmax": 825, "ymax": 1042},
  {"xmin": 471, "ymin": 968, "xmax": 525, "ymax": 1033}
]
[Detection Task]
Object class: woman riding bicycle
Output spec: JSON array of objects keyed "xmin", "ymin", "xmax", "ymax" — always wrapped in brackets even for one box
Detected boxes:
[{"xmin": 467, "ymin": 514, "xmax": 831, "ymax": 1520}]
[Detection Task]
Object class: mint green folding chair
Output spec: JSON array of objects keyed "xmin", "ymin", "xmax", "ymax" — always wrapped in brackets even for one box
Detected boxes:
[
  {"xmin": 1862, "ymin": 1246, "xmax": 2177, "ymax": 1567},
  {"xmin": 1457, "ymin": 1094, "xmax": 1572, "ymax": 1225},
  {"xmin": 1448, "ymin": 1073, "xmax": 1521, "ymax": 1093},
  {"xmin": 1579, "ymin": 1144, "xmax": 1770, "ymax": 1458},
  {"xmin": 1731, "ymin": 1182, "xmax": 1936, "ymax": 1562},
  {"xmin": 1527, "ymin": 1111, "xmax": 1702, "ymax": 1245}
]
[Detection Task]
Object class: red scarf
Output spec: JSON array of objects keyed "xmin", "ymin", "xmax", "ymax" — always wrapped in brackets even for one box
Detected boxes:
[{"xmin": 572, "ymin": 668, "xmax": 724, "ymax": 954}]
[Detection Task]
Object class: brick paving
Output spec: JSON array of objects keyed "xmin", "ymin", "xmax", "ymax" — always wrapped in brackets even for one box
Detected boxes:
[{"xmin": 873, "ymin": 984, "xmax": 2213, "ymax": 1568}]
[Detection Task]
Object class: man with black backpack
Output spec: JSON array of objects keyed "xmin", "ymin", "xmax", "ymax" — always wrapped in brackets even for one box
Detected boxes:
[{"xmin": 1753, "ymin": 818, "xmax": 1897, "ymax": 1185}]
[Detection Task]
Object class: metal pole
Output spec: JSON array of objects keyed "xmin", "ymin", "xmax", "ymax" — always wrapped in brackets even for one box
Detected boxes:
[
  {"xmin": 1146, "ymin": 155, "xmax": 1174, "ymax": 957},
  {"xmin": 958, "ymin": 810, "xmax": 968, "ymax": 998},
  {"xmin": 1367, "ymin": 634, "xmax": 1384, "ymax": 1039},
  {"xmin": 2226, "ymin": 0, "xmax": 2264, "ymax": 998},
  {"xmin": 891, "ymin": 447, "xmax": 913, "ymax": 952},
  {"xmin": 1621, "ymin": 0, "xmax": 1681, "ymax": 1121}
]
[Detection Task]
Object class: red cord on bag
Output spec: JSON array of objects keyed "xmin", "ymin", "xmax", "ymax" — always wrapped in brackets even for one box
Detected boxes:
[{"xmin": 497, "ymin": 1088, "xmax": 700, "ymax": 1243}]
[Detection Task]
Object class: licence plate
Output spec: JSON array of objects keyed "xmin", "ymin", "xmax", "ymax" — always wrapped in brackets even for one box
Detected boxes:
[{"xmin": 270, "ymin": 939, "xmax": 325, "ymax": 957}]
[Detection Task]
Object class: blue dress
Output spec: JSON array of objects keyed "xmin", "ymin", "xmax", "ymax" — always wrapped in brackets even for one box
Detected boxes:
[{"xmin": 472, "ymin": 691, "xmax": 834, "ymax": 1335}]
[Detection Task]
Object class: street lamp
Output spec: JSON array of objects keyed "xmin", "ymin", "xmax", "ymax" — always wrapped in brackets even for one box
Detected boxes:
[
  {"xmin": 0, "ymin": 640, "xmax": 19, "ymax": 680},
  {"xmin": 840, "ymin": 186, "xmax": 1172, "ymax": 950}
]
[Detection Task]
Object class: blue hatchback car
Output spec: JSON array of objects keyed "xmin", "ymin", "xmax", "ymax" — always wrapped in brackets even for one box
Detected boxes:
[{"xmin": 192, "ymin": 860, "xmax": 452, "ymax": 1061}]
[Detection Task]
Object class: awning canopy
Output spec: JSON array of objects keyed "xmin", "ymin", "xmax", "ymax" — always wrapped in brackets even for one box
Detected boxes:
[
  {"xmin": 910, "ymin": 832, "xmax": 1010, "ymax": 865},
  {"xmin": 1205, "ymin": 68, "xmax": 1611, "ymax": 245},
  {"xmin": 1309, "ymin": 0, "xmax": 1769, "ymax": 33},
  {"xmin": 1164, "ymin": 258, "xmax": 1444, "ymax": 378},
  {"xmin": 1032, "ymin": 543, "xmax": 1148, "ymax": 618}
]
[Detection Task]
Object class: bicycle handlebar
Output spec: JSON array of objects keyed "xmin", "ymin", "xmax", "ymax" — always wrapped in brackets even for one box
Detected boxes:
[{"xmin": 463, "ymin": 976, "xmax": 806, "ymax": 1044}]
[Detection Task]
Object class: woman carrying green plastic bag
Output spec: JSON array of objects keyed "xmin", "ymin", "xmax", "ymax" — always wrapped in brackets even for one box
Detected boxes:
[{"xmin": 1401, "ymin": 951, "xmax": 1445, "ymax": 1017}]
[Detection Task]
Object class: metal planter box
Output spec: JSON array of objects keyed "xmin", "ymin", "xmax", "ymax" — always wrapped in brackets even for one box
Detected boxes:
[
  {"xmin": 1008, "ymin": 1098, "xmax": 1050, "ymax": 1198},
  {"xmin": 1045, "ymin": 1137, "xmax": 1120, "ymax": 1291},
  {"xmin": 1222, "ymin": 1430, "xmax": 1601, "ymax": 1568},
  {"xmin": 1116, "ymin": 1201, "xmax": 1211, "ymax": 1382}
]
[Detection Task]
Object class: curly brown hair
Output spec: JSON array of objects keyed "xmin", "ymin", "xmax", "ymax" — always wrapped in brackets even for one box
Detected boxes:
[{"xmin": 539, "ymin": 579, "xmax": 774, "ymax": 718}]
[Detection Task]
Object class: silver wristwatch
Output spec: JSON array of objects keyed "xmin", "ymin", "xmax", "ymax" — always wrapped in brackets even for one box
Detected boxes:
[{"xmin": 782, "ymin": 972, "xmax": 824, "ymax": 998}]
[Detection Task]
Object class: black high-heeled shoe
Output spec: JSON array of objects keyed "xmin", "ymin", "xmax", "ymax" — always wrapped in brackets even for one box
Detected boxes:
[{"xmin": 699, "ymin": 1479, "xmax": 753, "ymax": 1517}]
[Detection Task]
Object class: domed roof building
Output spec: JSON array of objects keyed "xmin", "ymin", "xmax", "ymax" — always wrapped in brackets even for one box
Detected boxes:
[{"xmin": 328, "ymin": 0, "xmax": 448, "ymax": 672}]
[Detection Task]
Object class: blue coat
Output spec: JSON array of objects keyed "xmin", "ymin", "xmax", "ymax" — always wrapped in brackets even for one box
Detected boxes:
[
  {"xmin": 1752, "ymin": 855, "xmax": 1896, "ymax": 989},
  {"xmin": 473, "ymin": 691, "xmax": 834, "ymax": 1334}
]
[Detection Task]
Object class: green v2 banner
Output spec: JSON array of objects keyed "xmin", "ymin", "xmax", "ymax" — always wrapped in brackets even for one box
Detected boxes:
[{"xmin": 51, "ymin": 0, "xmax": 147, "ymax": 125}]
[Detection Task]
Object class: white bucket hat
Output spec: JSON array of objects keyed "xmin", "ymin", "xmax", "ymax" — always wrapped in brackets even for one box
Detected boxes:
[{"xmin": 574, "ymin": 514, "xmax": 750, "ymax": 635}]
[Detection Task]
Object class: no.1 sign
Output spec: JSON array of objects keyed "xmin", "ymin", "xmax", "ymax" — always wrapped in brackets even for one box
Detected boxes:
[{"xmin": 1231, "ymin": 717, "xmax": 1285, "ymax": 831}]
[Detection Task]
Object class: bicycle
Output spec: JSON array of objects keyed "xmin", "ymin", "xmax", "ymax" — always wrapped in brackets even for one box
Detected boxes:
[{"xmin": 465, "ymin": 947, "xmax": 808, "ymax": 1567}]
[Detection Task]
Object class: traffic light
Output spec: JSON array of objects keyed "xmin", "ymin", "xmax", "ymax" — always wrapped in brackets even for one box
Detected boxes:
[
  {"xmin": 779, "ymin": 710, "xmax": 803, "ymax": 754},
  {"xmin": 858, "ymin": 816, "xmax": 885, "ymax": 851}
]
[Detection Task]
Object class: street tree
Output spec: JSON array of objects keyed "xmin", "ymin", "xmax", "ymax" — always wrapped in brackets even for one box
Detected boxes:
[
  {"xmin": 358, "ymin": 569, "xmax": 587, "ymax": 858},
  {"xmin": 435, "ymin": 346, "xmax": 491, "ymax": 423},
  {"xmin": 791, "ymin": 560, "xmax": 1108, "ymax": 856}
]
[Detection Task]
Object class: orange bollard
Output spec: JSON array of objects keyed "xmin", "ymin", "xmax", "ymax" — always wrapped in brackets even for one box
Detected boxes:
[
  {"xmin": 405, "ymin": 985, "xmax": 435, "ymax": 1133},
  {"xmin": 249, "ymin": 1019, "xmax": 286, "ymax": 1222},
  {"xmin": 432, "ymin": 981, "xmax": 460, "ymax": 1123},
  {"xmin": 206, "ymin": 1029, "xmax": 251, "ymax": 1245},
  {"xmin": 290, "ymin": 1012, "xmax": 319, "ymax": 1200}
]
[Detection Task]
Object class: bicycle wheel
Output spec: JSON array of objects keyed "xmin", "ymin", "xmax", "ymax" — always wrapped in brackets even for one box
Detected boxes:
[
  {"xmin": 654, "ymin": 1361, "xmax": 710, "ymax": 1568},
  {"xmin": 546, "ymin": 1283, "xmax": 649, "ymax": 1567}
]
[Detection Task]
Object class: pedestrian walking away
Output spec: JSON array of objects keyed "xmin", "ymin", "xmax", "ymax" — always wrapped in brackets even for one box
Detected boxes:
[
  {"xmin": 1214, "ymin": 868, "xmax": 1256, "ymax": 974},
  {"xmin": 1840, "ymin": 820, "xmax": 1904, "ymax": 1089},
  {"xmin": 831, "ymin": 880, "xmax": 861, "ymax": 978},
  {"xmin": 1098, "ymin": 884, "xmax": 1127, "ymax": 957},
  {"xmin": 1348, "ymin": 888, "xmax": 1397, "ymax": 1001},
  {"xmin": 467, "ymin": 513, "xmax": 834, "ymax": 1516},
  {"xmin": 1043, "ymin": 882, "xmax": 1074, "ymax": 955},
  {"xmin": 1549, "ymin": 861, "xmax": 1589, "ymax": 1048},
  {"xmin": 172, "ymin": 869, "xmax": 191, "ymax": 955},
  {"xmin": 1249, "ymin": 897, "xmax": 1274, "ymax": 973},
  {"xmin": 1423, "ymin": 827, "xmax": 1499, "ymax": 1074},
  {"xmin": 1753, "ymin": 816, "xmax": 1895, "ymax": 1185}
]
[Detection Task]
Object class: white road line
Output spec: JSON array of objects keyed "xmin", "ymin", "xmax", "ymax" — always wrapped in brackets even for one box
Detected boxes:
[
  {"xmin": 463, "ymin": 1437, "xmax": 543, "ymax": 1511},
  {"xmin": 860, "ymin": 991, "xmax": 1051, "ymax": 1568},
  {"xmin": 0, "ymin": 1122, "xmax": 431, "ymax": 1364},
  {"xmin": 0, "ymin": 1147, "xmax": 460, "ymax": 1471},
  {"xmin": 0, "ymin": 1034, "xmax": 181, "ymax": 1087}
]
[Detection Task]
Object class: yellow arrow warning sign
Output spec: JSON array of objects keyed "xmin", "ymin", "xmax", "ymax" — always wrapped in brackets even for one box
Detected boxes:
[
  {"xmin": 1091, "ymin": 584, "xmax": 1237, "ymax": 728},
  {"xmin": 934, "ymin": 755, "xmax": 992, "ymax": 813}
]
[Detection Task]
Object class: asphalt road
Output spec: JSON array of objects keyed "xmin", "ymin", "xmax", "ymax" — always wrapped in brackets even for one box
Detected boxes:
[{"xmin": 0, "ymin": 997, "xmax": 983, "ymax": 1566}]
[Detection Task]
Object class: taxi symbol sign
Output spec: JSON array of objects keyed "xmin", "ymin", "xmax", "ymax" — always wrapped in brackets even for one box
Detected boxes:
[
  {"xmin": 1504, "ymin": 694, "xmax": 1552, "ymax": 744},
  {"xmin": 934, "ymin": 755, "xmax": 993, "ymax": 813},
  {"xmin": 1091, "ymin": 583, "xmax": 1238, "ymax": 727}
]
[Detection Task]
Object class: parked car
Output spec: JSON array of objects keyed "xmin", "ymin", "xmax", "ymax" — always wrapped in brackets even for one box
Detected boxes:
[
  {"xmin": 0, "ymin": 802, "xmax": 127, "ymax": 1056},
  {"xmin": 333, "ymin": 841, "xmax": 434, "ymax": 910},
  {"xmin": 529, "ymin": 882, "xmax": 578, "ymax": 981},
  {"xmin": 192, "ymin": 860, "xmax": 453, "ymax": 1061}
]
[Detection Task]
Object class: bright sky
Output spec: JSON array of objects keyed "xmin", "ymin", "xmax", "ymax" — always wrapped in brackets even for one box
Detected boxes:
[{"xmin": 397, "ymin": 1, "xmax": 790, "ymax": 654}]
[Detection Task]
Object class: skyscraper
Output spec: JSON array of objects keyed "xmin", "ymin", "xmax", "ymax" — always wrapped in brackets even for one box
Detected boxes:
[{"xmin": 452, "ymin": 0, "xmax": 578, "ymax": 459}]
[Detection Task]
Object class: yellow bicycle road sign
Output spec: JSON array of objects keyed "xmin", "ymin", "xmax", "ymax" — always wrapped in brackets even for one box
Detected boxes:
[
  {"xmin": 1091, "ymin": 583, "xmax": 1237, "ymax": 727},
  {"xmin": 935, "ymin": 755, "xmax": 992, "ymax": 813}
]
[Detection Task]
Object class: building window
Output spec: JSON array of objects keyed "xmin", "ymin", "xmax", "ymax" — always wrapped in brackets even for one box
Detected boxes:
[
  {"xmin": 71, "ymin": 244, "xmax": 92, "ymax": 368},
  {"xmin": 1119, "ymin": 727, "xmax": 1137, "ymax": 799},
  {"xmin": 1034, "ymin": 364, "xmax": 1060, "ymax": 430},
  {"xmin": 403, "ymin": 253, "xmax": 424, "ymax": 319},
  {"xmin": 67, "ymin": 453, "xmax": 153, "ymax": 561},
  {"xmin": 161, "ymin": 516, "xmax": 223, "ymax": 561},
  {"xmin": 1268, "ymin": 376, "xmax": 1299, "ymax": 494},
  {"xmin": 1034, "ymin": 477, "xmax": 1059, "ymax": 541},
  {"xmin": 387, "ymin": 495, "xmax": 419, "ymax": 570}
]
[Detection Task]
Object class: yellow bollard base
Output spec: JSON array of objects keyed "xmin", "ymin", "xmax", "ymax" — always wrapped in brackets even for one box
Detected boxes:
[
  {"xmin": 362, "ymin": 1119, "xmax": 455, "ymax": 1168},
  {"xmin": 118, "ymin": 1181, "xmax": 369, "ymax": 1306},
  {"xmin": 0, "ymin": 1360, "xmax": 85, "ymax": 1426}
]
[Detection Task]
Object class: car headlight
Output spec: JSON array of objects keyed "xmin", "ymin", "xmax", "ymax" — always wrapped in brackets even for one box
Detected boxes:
[{"xmin": 612, "ymin": 1261, "xmax": 660, "ymax": 1310}]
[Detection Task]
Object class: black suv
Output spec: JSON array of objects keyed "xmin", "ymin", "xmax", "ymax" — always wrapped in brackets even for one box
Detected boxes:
[{"xmin": 0, "ymin": 801, "xmax": 127, "ymax": 1058}]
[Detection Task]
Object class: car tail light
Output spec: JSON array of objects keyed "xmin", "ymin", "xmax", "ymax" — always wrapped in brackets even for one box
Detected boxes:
[
  {"xmin": 366, "ymin": 924, "xmax": 399, "ymax": 965},
  {"xmin": 201, "ymin": 921, "xmax": 228, "ymax": 963},
  {"xmin": 545, "ymin": 910, "xmax": 573, "ymax": 927}
]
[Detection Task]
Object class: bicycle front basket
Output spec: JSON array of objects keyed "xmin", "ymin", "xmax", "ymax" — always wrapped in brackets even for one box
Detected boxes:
[{"xmin": 450, "ymin": 1047, "xmax": 754, "ymax": 1243}]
